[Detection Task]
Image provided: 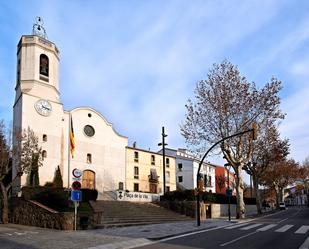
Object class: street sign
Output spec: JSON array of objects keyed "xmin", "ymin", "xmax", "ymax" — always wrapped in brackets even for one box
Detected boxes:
[
  {"xmin": 72, "ymin": 168, "xmax": 82, "ymax": 178},
  {"xmin": 71, "ymin": 190, "xmax": 82, "ymax": 202},
  {"xmin": 72, "ymin": 181, "xmax": 81, "ymax": 190}
]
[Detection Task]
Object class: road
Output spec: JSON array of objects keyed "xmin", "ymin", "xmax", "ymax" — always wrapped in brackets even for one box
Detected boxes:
[{"xmin": 135, "ymin": 207, "xmax": 309, "ymax": 249}]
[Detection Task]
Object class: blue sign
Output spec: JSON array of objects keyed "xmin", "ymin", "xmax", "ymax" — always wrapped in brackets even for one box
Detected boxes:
[{"xmin": 71, "ymin": 190, "xmax": 82, "ymax": 201}]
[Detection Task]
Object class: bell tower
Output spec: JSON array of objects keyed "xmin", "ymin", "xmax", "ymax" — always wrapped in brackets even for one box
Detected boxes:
[
  {"xmin": 13, "ymin": 18, "xmax": 66, "ymax": 191},
  {"xmin": 14, "ymin": 17, "xmax": 60, "ymax": 104}
]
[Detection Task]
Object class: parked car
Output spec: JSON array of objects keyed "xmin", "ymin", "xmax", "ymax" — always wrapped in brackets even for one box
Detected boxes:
[{"xmin": 279, "ymin": 202, "xmax": 286, "ymax": 210}]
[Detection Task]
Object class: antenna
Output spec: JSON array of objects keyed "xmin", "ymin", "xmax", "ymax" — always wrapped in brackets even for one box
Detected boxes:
[{"xmin": 32, "ymin": 17, "xmax": 47, "ymax": 39}]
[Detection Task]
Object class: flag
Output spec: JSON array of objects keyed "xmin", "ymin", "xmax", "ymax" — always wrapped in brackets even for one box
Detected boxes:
[{"xmin": 70, "ymin": 116, "xmax": 75, "ymax": 158}]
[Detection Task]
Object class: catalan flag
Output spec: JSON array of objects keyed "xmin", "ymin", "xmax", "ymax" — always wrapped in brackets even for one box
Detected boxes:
[{"xmin": 70, "ymin": 116, "xmax": 75, "ymax": 158}]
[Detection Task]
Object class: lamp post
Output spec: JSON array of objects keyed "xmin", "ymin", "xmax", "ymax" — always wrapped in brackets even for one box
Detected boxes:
[
  {"xmin": 224, "ymin": 163, "xmax": 232, "ymax": 221},
  {"xmin": 158, "ymin": 126, "xmax": 168, "ymax": 195}
]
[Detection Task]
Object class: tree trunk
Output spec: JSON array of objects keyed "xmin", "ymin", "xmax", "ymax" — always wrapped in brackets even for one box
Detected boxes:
[
  {"xmin": 0, "ymin": 182, "xmax": 9, "ymax": 224},
  {"xmin": 274, "ymin": 185, "xmax": 280, "ymax": 209},
  {"xmin": 235, "ymin": 166, "xmax": 245, "ymax": 219},
  {"xmin": 252, "ymin": 174, "xmax": 262, "ymax": 214}
]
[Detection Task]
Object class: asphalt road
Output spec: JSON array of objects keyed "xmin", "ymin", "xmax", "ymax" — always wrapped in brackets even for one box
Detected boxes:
[{"xmin": 135, "ymin": 207, "xmax": 309, "ymax": 249}]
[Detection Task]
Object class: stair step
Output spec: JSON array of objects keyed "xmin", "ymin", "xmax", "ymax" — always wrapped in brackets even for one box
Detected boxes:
[{"xmin": 90, "ymin": 200, "xmax": 192, "ymax": 228}]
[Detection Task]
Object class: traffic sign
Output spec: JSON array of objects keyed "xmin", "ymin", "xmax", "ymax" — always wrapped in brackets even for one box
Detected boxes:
[
  {"xmin": 72, "ymin": 168, "xmax": 82, "ymax": 178},
  {"xmin": 72, "ymin": 181, "xmax": 81, "ymax": 190},
  {"xmin": 71, "ymin": 190, "xmax": 82, "ymax": 202}
]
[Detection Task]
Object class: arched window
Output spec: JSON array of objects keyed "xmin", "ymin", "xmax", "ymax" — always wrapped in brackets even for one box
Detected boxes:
[{"xmin": 39, "ymin": 54, "xmax": 49, "ymax": 77}]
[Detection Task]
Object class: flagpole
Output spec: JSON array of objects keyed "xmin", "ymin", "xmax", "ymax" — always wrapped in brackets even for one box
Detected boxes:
[{"xmin": 68, "ymin": 112, "xmax": 71, "ymax": 189}]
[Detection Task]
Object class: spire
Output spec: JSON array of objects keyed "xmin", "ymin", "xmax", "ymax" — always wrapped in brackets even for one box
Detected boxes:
[{"xmin": 32, "ymin": 17, "xmax": 47, "ymax": 39}]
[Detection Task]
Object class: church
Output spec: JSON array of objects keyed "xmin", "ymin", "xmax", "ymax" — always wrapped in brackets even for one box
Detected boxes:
[
  {"xmin": 12, "ymin": 19, "xmax": 128, "ymax": 195},
  {"xmin": 12, "ymin": 19, "xmax": 178, "ymax": 198}
]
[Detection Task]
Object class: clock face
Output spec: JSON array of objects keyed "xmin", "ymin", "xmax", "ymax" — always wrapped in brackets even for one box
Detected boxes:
[{"xmin": 35, "ymin": 99, "xmax": 52, "ymax": 116}]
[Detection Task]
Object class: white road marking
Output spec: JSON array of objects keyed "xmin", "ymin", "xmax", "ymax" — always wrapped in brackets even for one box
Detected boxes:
[
  {"xmin": 4, "ymin": 233, "xmax": 12, "ymax": 236},
  {"xmin": 296, "ymin": 226, "xmax": 309, "ymax": 234},
  {"xmin": 224, "ymin": 223, "xmax": 250, "ymax": 230},
  {"xmin": 220, "ymin": 231, "xmax": 258, "ymax": 247},
  {"xmin": 275, "ymin": 225, "xmax": 294, "ymax": 232},
  {"xmin": 299, "ymin": 236, "xmax": 309, "ymax": 249},
  {"xmin": 278, "ymin": 218, "xmax": 289, "ymax": 223},
  {"xmin": 240, "ymin": 223, "xmax": 263, "ymax": 230},
  {"xmin": 257, "ymin": 224, "xmax": 277, "ymax": 232}
]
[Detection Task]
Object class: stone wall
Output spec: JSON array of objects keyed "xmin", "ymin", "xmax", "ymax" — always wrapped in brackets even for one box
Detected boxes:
[
  {"xmin": 211, "ymin": 203, "xmax": 257, "ymax": 218},
  {"xmin": 10, "ymin": 198, "xmax": 74, "ymax": 230}
]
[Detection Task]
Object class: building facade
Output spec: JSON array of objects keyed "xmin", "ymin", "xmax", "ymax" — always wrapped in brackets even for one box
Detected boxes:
[
  {"xmin": 126, "ymin": 146, "xmax": 176, "ymax": 194},
  {"xmin": 13, "ymin": 31, "xmax": 128, "ymax": 196},
  {"xmin": 162, "ymin": 148, "xmax": 216, "ymax": 192},
  {"xmin": 215, "ymin": 166, "xmax": 236, "ymax": 196}
]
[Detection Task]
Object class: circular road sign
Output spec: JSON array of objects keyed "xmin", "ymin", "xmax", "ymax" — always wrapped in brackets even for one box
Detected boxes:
[
  {"xmin": 71, "ymin": 181, "xmax": 82, "ymax": 190},
  {"xmin": 72, "ymin": 168, "xmax": 82, "ymax": 178}
]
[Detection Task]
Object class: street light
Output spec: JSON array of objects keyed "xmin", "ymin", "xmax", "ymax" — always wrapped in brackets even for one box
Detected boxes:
[
  {"xmin": 158, "ymin": 126, "xmax": 168, "ymax": 195},
  {"xmin": 224, "ymin": 163, "xmax": 232, "ymax": 221}
]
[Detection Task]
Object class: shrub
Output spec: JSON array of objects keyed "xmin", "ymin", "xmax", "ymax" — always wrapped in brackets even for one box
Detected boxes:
[
  {"xmin": 162, "ymin": 190, "xmax": 256, "ymax": 205},
  {"xmin": 80, "ymin": 189, "xmax": 98, "ymax": 201}
]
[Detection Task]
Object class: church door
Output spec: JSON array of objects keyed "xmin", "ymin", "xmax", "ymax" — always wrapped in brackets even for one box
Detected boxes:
[{"xmin": 82, "ymin": 170, "xmax": 95, "ymax": 189}]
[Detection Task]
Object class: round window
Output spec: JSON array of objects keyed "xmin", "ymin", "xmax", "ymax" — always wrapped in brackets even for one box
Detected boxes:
[{"xmin": 84, "ymin": 125, "xmax": 95, "ymax": 137}]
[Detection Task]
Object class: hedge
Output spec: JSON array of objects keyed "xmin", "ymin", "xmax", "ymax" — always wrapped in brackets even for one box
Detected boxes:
[{"xmin": 161, "ymin": 190, "xmax": 256, "ymax": 205}]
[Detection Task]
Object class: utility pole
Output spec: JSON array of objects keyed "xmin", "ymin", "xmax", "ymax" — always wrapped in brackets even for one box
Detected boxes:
[{"xmin": 158, "ymin": 127, "xmax": 168, "ymax": 195}]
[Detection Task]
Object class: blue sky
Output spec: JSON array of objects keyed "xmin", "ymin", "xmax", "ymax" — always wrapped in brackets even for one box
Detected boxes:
[{"xmin": 1, "ymin": 1, "xmax": 309, "ymax": 170}]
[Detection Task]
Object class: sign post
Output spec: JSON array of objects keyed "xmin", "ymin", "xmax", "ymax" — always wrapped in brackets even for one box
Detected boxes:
[{"xmin": 71, "ymin": 168, "xmax": 82, "ymax": 231}]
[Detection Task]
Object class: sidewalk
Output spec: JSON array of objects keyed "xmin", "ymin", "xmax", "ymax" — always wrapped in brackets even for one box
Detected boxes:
[{"xmin": 84, "ymin": 219, "xmax": 245, "ymax": 249}]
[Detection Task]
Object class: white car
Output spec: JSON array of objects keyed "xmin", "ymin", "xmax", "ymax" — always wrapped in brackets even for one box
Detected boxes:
[{"xmin": 279, "ymin": 202, "xmax": 286, "ymax": 210}]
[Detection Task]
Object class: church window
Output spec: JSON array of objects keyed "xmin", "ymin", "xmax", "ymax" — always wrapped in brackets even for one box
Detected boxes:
[
  {"xmin": 42, "ymin": 150, "xmax": 47, "ymax": 159},
  {"xmin": 88, "ymin": 113, "xmax": 92, "ymax": 117},
  {"xmin": 151, "ymin": 155, "xmax": 155, "ymax": 165},
  {"xmin": 43, "ymin": 134, "xmax": 47, "ymax": 142},
  {"xmin": 39, "ymin": 54, "xmax": 49, "ymax": 77},
  {"xmin": 87, "ymin": 153, "xmax": 92, "ymax": 164},
  {"xmin": 84, "ymin": 125, "xmax": 95, "ymax": 137}
]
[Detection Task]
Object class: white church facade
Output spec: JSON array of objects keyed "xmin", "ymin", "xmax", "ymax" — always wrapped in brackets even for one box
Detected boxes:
[{"xmin": 13, "ymin": 23, "xmax": 128, "ymax": 195}]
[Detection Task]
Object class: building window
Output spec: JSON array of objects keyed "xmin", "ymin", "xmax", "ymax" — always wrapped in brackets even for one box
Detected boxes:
[
  {"xmin": 87, "ymin": 153, "xmax": 92, "ymax": 164},
  {"xmin": 42, "ymin": 150, "xmax": 47, "ymax": 159},
  {"xmin": 178, "ymin": 176, "xmax": 183, "ymax": 182},
  {"xmin": 134, "ymin": 151, "xmax": 139, "ymax": 162},
  {"xmin": 119, "ymin": 182, "xmax": 124, "ymax": 190},
  {"xmin": 166, "ymin": 158, "xmax": 170, "ymax": 167},
  {"xmin": 166, "ymin": 171, "xmax": 170, "ymax": 183},
  {"xmin": 39, "ymin": 54, "xmax": 49, "ymax": 77},
  {"xmin": 178, "ymin": 163, "xmax": 182, "ymax": 171},
  {"xmin": 88, "ymin": 113, "xmax": 92, "ymax": 117},
  {"xmin": 43, "ymin": 134, "xmax": 47, "ymax": 142},
  {"xmin": 151, "ymin": 155, "xmax": 155, "ymax": 165},
  {"xmin": 134, "ymin": 183, "xmax": 139, "ymax": 192},
  {"xmin": 166, "ymin": 186, "xmax": 170, "ymax": 192},
  {"xmin": 134, "ymin": 166, "xmax": 139, "ymax": 179},
  {"xmin": 207, "ymin": 175, "xmax": 212, "ymax": 187}
]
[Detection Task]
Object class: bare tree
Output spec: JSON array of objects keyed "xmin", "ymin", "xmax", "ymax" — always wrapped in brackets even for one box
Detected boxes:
[
  {"xmin": 262, "ymin": 159, "xmax": 299, "ymax": 208},
  {"xmin": 244, "ymin": 124, "xmax": 289, "ymax": 214},
  {"xmin": 0, "ymin": 123, "xmax": 42, "ymax": 223},
  {"xmin": 181, "ymin": 60, "xmax": 284, "ymax": 218}
]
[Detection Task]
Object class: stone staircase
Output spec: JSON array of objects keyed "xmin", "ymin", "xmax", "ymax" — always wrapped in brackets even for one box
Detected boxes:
[{"xmin": 90, "ymin": 200, "xmax": 192, "ymax": 228}]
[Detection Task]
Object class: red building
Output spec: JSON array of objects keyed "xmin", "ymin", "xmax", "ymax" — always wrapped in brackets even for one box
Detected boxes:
[{"xmin": 215, "ymin": 166, "xmax": 236, "ymax": 196}]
